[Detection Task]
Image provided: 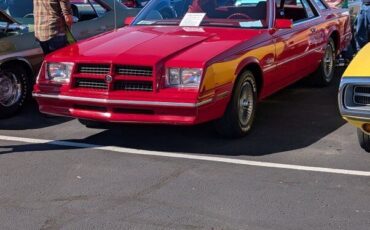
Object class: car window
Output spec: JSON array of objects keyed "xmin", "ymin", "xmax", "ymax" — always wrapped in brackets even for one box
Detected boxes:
[
  {"xmin": 313, "ymin": 0, "xmax": 328, "ymax": 10},
  {"xmin": 71, "ymin": 0, "xmax": 109, "ymax": 21},
  {"xmin": 0, "ymin": 0, "xmax": 33, "ymax": 24},
  {"xmin": 133, "ymin": 0, "xmax": 269, "ymax": 29},
  {"xmin": 0, "ymin": 0, "xmax": 109, "ymax": 25},
  {"xmin": 276, "ymin": 0, "xmax": 318, "ymax": 23},
  {"xmin": 300, "ymin": 0, "xmax": 318, "ymax": 18}
]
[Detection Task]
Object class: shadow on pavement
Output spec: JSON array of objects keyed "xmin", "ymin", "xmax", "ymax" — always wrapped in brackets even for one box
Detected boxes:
[
  {"xmin": 0, "ymin": 100, "xmax": 72, "ymax": 130},
  {"xmin": 0, "ymin": 69, "xmax": 347, "ymax": 156}
]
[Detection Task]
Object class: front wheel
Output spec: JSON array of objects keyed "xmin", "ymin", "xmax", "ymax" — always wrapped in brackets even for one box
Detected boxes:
[
  {"xmin": 357, "ymin": 128, "xmax": 370, "ymax": 152},
  {"xmin": 214, "ymin": 70, "xmax": 257, "ymax": 138},
  {"xmin": 0, "ymin": 66, "xmax": 30, "ymax": 119}
]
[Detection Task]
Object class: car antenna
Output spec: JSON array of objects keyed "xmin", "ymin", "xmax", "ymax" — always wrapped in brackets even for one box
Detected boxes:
[{"xmin": 114, "ymin": 0, "xmax": 117, "ymax": 30}]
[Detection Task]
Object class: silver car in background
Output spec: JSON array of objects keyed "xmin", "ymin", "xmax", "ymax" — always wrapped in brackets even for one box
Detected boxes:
[{"xmin": 0, "ymin": 0, "xmax": 140, "ymax": 118}]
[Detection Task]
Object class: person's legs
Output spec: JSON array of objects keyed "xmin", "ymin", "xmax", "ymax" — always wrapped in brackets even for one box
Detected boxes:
[
  {"xmin": 48, "ymin": 35, "xmax": 68, "ymax": 52},
  {"xmin": 39, "ymin": 35, "xmax": 68, "ymax": 55},
  {"xmin": 39, "ymin": 40, "xmax": 51, "ymax": 55},
  {"xmin": 355, "ymin": 12, "xmax": 368, "ymax": 51}
]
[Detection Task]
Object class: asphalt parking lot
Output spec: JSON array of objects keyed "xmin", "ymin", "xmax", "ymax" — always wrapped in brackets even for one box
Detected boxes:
[{"xmin": 1, "ymin": 68, "xmax": 370, "ymax": 230}]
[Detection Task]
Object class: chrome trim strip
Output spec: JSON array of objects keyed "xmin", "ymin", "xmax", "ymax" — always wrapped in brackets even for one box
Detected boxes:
[
  {"xmin": 338, "ymin": 77, "xmax": 370, "ymax": 119},
  {"xmin": 32, "ymin": 93, "xmax": 213, "ymax": 108},
  {"xmin": 353, "ymin": 92, "xmax": 370, "ymax": 97},
  {"xmin": 216, "ymin": 91, "xmax": 229, "ymax": 99}
]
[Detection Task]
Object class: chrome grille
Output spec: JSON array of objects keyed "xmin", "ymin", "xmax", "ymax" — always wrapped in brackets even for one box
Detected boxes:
[
  {"xmin": 114, "ymin": 81, "xmax": 153, "ymax": 91},
  {"xmin": 354, "ymin": 86, "xmax": 370, "ymax": 105},
  {"xmin": 78, "ymin": 64, "xmax": 110, "ymax": 75},
  {"xmin": 75, "ymin": 78, "xmax": 108, "ymax": 90},
  {"xmin": 116, "ymin": 65, "xmax": 153, "ymax": 77}
]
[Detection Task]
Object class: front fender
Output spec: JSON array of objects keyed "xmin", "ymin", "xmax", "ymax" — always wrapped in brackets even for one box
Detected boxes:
[{"xmin": 235, "ymin": 57, "xmax": 261, "ymax": 77}]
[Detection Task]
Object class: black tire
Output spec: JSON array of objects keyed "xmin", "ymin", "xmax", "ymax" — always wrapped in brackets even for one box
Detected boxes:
[
  {"xmin": 357, "ymin": 128, "xmax": 370, "ymax": 152},
  {"xmin": 78, "ymin": 119, "xmax": 106, "ymax": 129},
  {"xmin": 0, "ymin": 65, "xmax": 31, "ymax": 119},
  {"xmin": 309, "ymin": 38, "xmax": 336, "ymax": 87},
  {"xmin": 214, "ymin": 70, "xmax": 257, "ymax": 138}
]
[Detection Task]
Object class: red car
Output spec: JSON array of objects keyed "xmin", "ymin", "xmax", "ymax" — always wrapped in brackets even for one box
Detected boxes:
[{"xmin": 33, "ymin": 0, "xmax": 351, "ymax": 137}]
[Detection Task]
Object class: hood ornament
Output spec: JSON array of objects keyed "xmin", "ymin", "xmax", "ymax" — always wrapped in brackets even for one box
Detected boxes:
[{"xmin": 105, "ymin": 75, "xmax": 113, "ymax": 83}]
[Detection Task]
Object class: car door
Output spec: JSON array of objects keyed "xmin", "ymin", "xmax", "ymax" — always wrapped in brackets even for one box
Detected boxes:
[{"xmin": 273, "ymin": 0, "xmax": 320, "ymax": 86}]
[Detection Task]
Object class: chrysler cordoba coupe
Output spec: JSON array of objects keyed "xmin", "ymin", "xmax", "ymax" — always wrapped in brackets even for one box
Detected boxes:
[{"xmin": 34, "ymin": 0, "xmax": 351, "ymax": 137}]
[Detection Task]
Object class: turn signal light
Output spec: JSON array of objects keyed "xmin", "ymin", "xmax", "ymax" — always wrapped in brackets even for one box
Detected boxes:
[{"xmin": 362, "ymin": 123, "xmax": 370, "ymax": 133}]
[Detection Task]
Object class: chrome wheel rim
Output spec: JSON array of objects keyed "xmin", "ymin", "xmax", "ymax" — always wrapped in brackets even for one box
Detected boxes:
[
  {"xmin": 323, "ymin": 44, "xmax": 334, "ymax": 81},
  {"xmin": 0, "ymin": 71, "xmax": 22, "ymax": 107},
  {"xmin": 238, "ymin": 81, "xmax": 254, "ymax": 126}
]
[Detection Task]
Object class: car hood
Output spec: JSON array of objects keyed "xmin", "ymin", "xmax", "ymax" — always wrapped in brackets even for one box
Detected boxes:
[
  {"xmin": 343, "ymin": 43, "xmax": 370, "ymax": 77},
  {"xmin": 48, "ymin": 26, "xmax": 269, "ymax": 66}
]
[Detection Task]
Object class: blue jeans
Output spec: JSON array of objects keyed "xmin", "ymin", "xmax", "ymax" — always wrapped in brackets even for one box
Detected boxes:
[
  {"xmin": 355, "ymin": 5, "xmax": 370, "ymax": 51},
  {"xmin": 39, "ymin": 35, "xmax": 68, "ymax": 55}
]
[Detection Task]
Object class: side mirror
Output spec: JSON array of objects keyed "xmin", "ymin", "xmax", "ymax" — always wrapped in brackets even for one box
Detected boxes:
[
  {"xmin": 275, "ymin": 19, "xmax": 293, "ymax": 29},
  {"xmin": 124, "ymin": 16, "xmax": 134, "ymax": 26}
]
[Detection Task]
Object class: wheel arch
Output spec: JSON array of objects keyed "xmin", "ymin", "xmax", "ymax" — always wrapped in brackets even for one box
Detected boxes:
[
  {"xmin": 235, "ymin": 58, "xmax": 263, "ymax": 98},
  {"xmin": 0, "ymin": 57, "xmax": 35, "ymax": 82},
  {"xmin": 329, "ymin": 30, "xmax": 340, "ymax": 55}
]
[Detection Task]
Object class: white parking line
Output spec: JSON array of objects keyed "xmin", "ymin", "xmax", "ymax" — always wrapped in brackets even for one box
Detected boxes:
[{"xmin": 1, "ymin": 135, "xmax": 370, "ymax": 177}]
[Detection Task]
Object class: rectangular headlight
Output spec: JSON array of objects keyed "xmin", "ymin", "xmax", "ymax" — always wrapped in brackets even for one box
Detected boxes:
[
  {"xmin": 46, "ymin": 62, "xmax": 74, "ymax": 83},
  {"xmin": 166, "ymin": 68, "xmax": 202, "ymax": 88}
]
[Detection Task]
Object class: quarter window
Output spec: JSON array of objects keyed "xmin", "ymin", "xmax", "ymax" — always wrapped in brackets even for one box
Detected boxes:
[
  {"xmin": 277, "ymin": 0, "xmax": 319, "ymax": 22},
  {"xmin": 300, "ymin": 0, "xmax": 317, "ymax": 18},
  {"xmin": 313, "ymin": 0, "xmax": 328, "ymax": 10},
  {"xmin": 71, "ymin": 0, "xmax": 109, "ymax": 21}
]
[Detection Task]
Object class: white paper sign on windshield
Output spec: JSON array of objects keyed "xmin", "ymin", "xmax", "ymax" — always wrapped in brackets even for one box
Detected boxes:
[
  {"xmin": 179, "ymin": 13, "xmax": 206, "ymax": 27},
  {"xmin": 239, "ymin": 21, "xmax": 263, "ymax": 28}
]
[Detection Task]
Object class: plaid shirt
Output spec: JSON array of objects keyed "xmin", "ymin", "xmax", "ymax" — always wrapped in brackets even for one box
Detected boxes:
[{"xmin": 33, "ymin": 0, "xmax": 72, "ymax": 42}]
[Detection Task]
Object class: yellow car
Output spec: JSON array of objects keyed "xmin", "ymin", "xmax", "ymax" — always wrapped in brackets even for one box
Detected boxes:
[{"xmin": 339, "ymin": 43, "xmax": 370, "ymax": 151}]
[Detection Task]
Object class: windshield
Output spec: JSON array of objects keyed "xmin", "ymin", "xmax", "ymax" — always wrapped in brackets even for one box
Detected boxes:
[
  {"xmin": 0, "ymin": 0, "xmax": 108, "ymax": 25},
  {"xmin": 0, "ymin": 0, "xmax": 33, "ymax": 24},
  {"xmin": 133, "ymin": 0, "xmax": 268, "ymax": 28}
]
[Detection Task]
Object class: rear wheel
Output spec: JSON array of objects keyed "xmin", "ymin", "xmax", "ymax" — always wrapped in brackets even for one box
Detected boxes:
[
  {"xmin": 309, "ymin": 38, "xmax": 336, "ymax": 86},
  {"xmin": 214, "ymin": 70, "xmax": 257, "ymax": 138},
  {"xmin": 0, "ymin": 65, "xmax": 31, "ymax": 118},
  {"xmin": 357, "ymin": 128, "xmax": 370, "ymax": 152}
]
